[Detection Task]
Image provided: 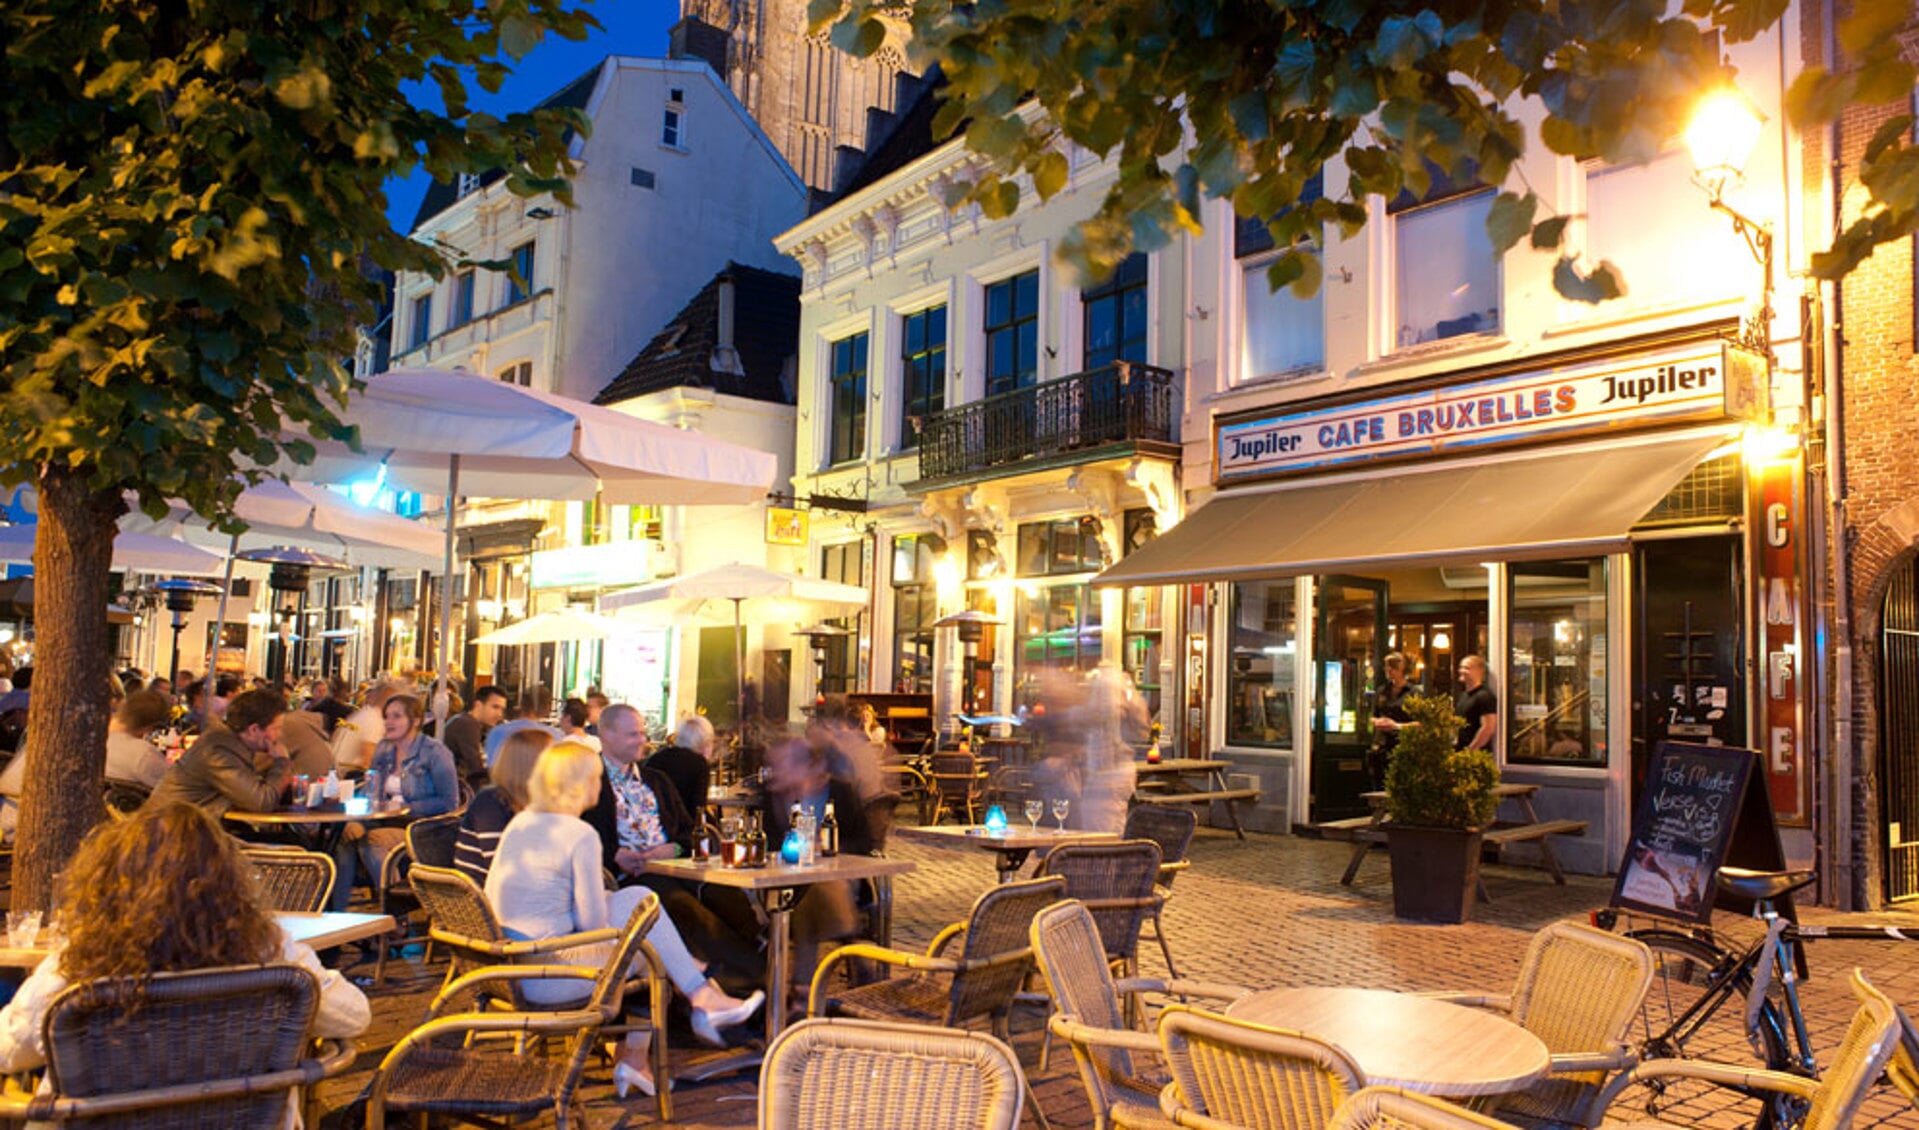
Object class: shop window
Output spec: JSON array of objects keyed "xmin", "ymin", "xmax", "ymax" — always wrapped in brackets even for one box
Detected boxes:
[
  {"xmin": 1014, "ymin": 583, "xmax": 1102, "ymax": 707},
  {"xmin": 1083, "ymin": 253, "xmax": 1149, "ymax": 369},
  {"xmin": 984, "ymin": 270, "xmax": 1039, "ymax": 396},
  {"xmin": 1121, "ymin": 509, "xmax": 1163, "ymax": 719},
  {"xmin": 900, "ymin": 305, "xmax": 946, "ymax": 449},
  {"xmin": 818, "ymin": 541, "xmax": 867, "ymax": 695},
  {"xmin": 1584, "ymin": 151, "xmax": 1750, "ymax": 313},
  {"xmin": 506, "ymin": 241, "xmax": 535, "ymax": 305},
  {"xmin": 1016, "ymin": 518, "xmax": 1105, "ymax": 577},
  {"xmin": 1391, "ymin": 181, "xmax": 1499, "ymax": 348},
  {"xmin": 1507, "ymin": 558, "xmax": 1608, "ymax": 766},
  {"xmin": 890, "ymin": 534, "xmax": 943, "ymax": 693},
  {"xmin": 827, "ymin": 332, "xmax": 868, "ymax": 465},
  {"xmin": 966, "ymin": 529, "xmax": 1001, "ymax": 581},
  {"xmin": 1237, "ymin": 172, "xmax": 1325, "ymax": 379},
  {"xmin": 1228, "ymin": 581, "xmax": 1297, "ymax": 747}
]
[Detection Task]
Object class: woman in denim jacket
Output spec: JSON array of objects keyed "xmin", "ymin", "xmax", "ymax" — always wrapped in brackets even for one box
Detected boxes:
[{"xmin": 331, "ymin": 692, "xmax": 459, "ymax": 910}]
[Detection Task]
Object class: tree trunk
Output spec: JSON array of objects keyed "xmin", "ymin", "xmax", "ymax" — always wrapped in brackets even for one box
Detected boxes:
[{"xmin": 15, "ymin": 466, "xmax": 125, "ymax": 912}]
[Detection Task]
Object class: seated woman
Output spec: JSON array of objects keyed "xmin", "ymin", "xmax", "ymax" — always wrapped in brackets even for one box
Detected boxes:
[
  {"xmin": 486, "ymin": 741, "xmax": 762, "ymax": 1099},
  {"xmin": 0, "ymin": 804, "xmax": 370, "ymax": 1128},
  {"xmin": 332, "ymin": 693, "xmax": 460, "ymax": 911},
  {"xmin": 454, "ymin": 725, "xmax": 553, "ymax": 885}
]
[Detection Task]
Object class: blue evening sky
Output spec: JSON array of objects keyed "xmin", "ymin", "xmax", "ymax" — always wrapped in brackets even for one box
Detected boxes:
[{"xmin": 384, "ymin": 3, "xmax": 679, "ymax": 233}]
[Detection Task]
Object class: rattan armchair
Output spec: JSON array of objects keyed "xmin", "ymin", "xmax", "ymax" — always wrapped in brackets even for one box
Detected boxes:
[
  {"xmin": 1327, "ymin": 1087, "xmax": 1522, "ymax": 1130},
  {"xmin": 371, "ymin": 811, "xmax": 464, "ymax": 984},
  {"xmin": 1154, "ymin": 1005, "xmax": 1365, "ymax": 1130},
  {"xmin": 1421, "ymin": 919, "xmax": 1652, "ymax": 1126},
  {"xmin": 930, "ymin": 750, "xmax": 990, "ymax": 824},
  {"xmin": 240, "ymin": 845, "xmax": 336, "ymax": 913},
  {"xmin": 1038, "ymin": 840, "xmax": 1162, "ymax": 985},
  {"xmin": 1121, "ymin": 805, "xmax": 1197, "ymax": 976},
  {"xmin": 0, "ymin": 963, "xmax": 355, "ymax": 1128},
  {"xmin": 1593, "ymin": 968, "xmax": 1899, "ymax": 1130},
  {"xmin": 366, "ymin": 892, "xmax": 665, "ymax": 1130},
  {"xmin": 1889, "ymin": 992, "xmax": 1919, "ymax": 1108},
  {"xmin": 759, "ymin": 1017, "xmax": 1027, "ymax": 1130},
  {"xmin": 1032, "ymin": 899, "xmax": 1252, "ymax": 1130}
]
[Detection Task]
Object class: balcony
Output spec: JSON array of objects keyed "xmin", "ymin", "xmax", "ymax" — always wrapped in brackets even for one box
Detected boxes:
[{"xmin": 912, "ymin": 362, "xmax": 1178, "ymax": 489}]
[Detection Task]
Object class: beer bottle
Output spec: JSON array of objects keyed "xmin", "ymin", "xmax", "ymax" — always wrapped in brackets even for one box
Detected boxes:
[{"xmin": 820, "ymin": 801, "xmax": 840, "ymax": 857}]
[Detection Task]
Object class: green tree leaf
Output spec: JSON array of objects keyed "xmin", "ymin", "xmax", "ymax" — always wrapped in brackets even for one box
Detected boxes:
[{"xmin": 1485, "ymin": 190, "xmax": 1538, "ymax": 254}]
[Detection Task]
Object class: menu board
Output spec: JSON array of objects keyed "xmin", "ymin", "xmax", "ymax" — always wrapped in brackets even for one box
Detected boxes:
[{"xmin": 1611, "ymin": 743, "xmax": 1757, "ymax": 923}]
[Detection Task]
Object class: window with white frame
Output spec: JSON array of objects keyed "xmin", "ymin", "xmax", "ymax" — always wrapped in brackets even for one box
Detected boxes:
[
  {"xmin": 450, "ymin": 270, "xmax": 475, "ymax": 328},
  {"xmin": 1236, "ymin": 173, "xmax": 1325, "ymax": 379},
  {"xmin": 662, "ymin": 88, "xmax": 686, "ymax": 148},
  {"xmin": 505, "ymin": 241, "xmax": 535, "ymax": 306},
  {"xmin": 498, "ymin": 361, "xmax": 531, "ymax": 387},
  {"xmin": 983, "ymin": 270, "xmax": 1039, "ymax": 396},
  {"xmin": 1082, "ymin": 253, "xmax": 1149, "ymax": 369},
  {"xmin": 1391, "ymin": 169, "xmax": 1500, "ymax": 348},
  {"xmin": 827, "ymin": 331, "xmax": 868, "ymax": 465},
  {"xmin": 1583, "ymin": 150, "xmax": 1752, "ymax": 312},
  {"xmin": 899, "ymin": 305, "xmax": 946, "ymax": 450},
  {"xmin": 409, "ymin": 293, "xmax": 432, "ymax": 349}
]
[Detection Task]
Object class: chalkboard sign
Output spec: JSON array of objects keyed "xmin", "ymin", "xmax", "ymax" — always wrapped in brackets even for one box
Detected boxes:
[{"xmin": 1611, "ymin": 742, "xmax": 1757, "ymax": 923}]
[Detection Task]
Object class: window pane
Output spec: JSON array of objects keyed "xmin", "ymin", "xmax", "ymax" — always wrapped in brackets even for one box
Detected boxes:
[
  {"xmin": 1242, "ymin": 259, "xmax": 1325, "ymax": 377},
  {"xmin": 1395, "ymin": 190, "xmax": 1499, "ymax": 348},
  {"xmin": 829, "ymin": 332, "xmax": 867, "ymax": 463},
  {"xmin": 1228, "ymin": 582, "xmax": 1296, "ymax": 747},
  {"xmin": 1506, "ymin": 558, "xmax": 1607, "ymax": 766}
]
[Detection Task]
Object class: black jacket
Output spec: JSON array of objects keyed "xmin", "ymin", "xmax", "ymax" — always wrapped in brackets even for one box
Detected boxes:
[
  {"xmin": 761, "ymin": 777, "xmax": 873, "ymax": 858},
  {"xmin": 583, "ymin": 759, "xmax": 696, "ymax": 879},
  {"xmin": 642, "ymin": 744, "xmax": 710, "ymax": 820}
]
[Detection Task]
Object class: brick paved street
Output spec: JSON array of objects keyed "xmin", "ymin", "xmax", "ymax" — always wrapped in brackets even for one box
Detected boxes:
[{"xmin": 316, "ymin": 829, "xmax": 1919, "ymax": 1128}]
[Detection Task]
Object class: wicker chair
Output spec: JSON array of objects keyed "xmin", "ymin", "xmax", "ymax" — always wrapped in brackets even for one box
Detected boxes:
[
  {"xmin": 101, "ymin": 778, "xmax": 151, "ymax": 822},
  {"xmin": 1326, "ymin": 1087, "xmax": 1521, "ymax": 1130},
  {"xmin": 371, "ymin": 811, "xmax": 464, "ymax": 984},
  {"xmin": 0, "ymin": 964, "xmax": 355, "ymax": 1128},
  {"xmin": 1421, "ymin": 920, "xmax": 1652, "ymax": 1126},
  {"xmin": 1889, "ymin": 992, "xmax": 1919, "ymax": 1108},
  {"xmin": 1153, "ymin": 1004, "xmax": 1365, "ymax": 1130},
  {"xmin": 884, "ymin": 763, "xmax": 935, "ymax": 825},
  {"xmin": 367, "ymin": 891, "xmax": 665, "ymax": 1130},
  {"xmin": 1033, "ymin": 900, "xmax": 1252, "ymax": 1130},
  {"xmin": 1593, "ymin": 967, "xmax": 1899, "ymax": 1130},
  {"xmin": 1120, "ymin": 805, "xmax": 1197, "ymax": 976},
  {"xmin": 1037, "ymin": 840, "xmax": 1162, "ymax": 985},
  {"xmin": 930, "ymin": 750, "xmax": 990, "ymax": 824},
  {"xmin": 240, "ymin": 845, "xmax": 336, "ymax": 913},
  {"xmin": 760, "ymin": 1017, "xmax": 1027, "ymax": 1130}
]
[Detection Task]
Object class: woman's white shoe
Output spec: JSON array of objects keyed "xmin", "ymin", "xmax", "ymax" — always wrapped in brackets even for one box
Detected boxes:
[
  {"xmin": 613, "ymin": 1060, "xmax": 658, "ymax": 1099},
  {"xmin": 690, "ymin": 989, "xmax": 765, "ymax": 1048}
]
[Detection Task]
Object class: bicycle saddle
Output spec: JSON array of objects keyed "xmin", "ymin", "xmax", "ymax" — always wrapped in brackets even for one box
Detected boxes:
[{"xmin": 1716, "ymin": 866, "xmax": 1815, "ymax": 901}]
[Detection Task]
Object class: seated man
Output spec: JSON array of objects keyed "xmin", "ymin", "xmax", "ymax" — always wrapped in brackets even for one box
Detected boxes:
[
  {"xmin": 278, "ymin": 708, "xmax": 336, "ymax": 778},
  {"xmin": 146, "ymin": 689, "xmax": 290, "ymax": 816},
  {"xmin": 105, "ymin": 689, "xmax": 173, "ymax": 790},
  {"xmin": 644, "ymin": 714, "xmax": 715, "ymax": 819},
  {"xmin": 443, "ymin": 684, "xmax": 507, "ymax": 787},
  {"xmin": 584, "ymin": 704, "xmax": 691, "ymax": 884}
]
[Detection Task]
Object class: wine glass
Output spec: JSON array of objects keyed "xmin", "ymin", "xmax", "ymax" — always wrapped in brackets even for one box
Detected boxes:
[
  {"xmin": 1051, "ymin": 797, "xmax": 1070, "ymax": 832},
  {"xmin": 1023, "ymin": 798, "xmax": 1043, "ymax": 832}
]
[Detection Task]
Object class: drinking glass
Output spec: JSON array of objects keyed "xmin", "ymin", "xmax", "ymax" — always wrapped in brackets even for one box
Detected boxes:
[
  {"xmin": 1052, "ymin": 797, "xmax": 1070, "ymax": 831},
  {"xmin": 719, "ymin": 816, "xmax": 741, "ymax": 867},
  {"xmin": 1024, "ymin": 799, "xmax": 1044, "ymax": 832},
  {"xmin": 7, "ymin": 910, "xmax": 41, "ymax": 948}
]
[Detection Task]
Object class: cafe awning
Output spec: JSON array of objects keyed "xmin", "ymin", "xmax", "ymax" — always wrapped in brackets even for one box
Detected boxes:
[{"xmin": 1094, "ymin": 429, "xmax": 1733, "ymax": 588}]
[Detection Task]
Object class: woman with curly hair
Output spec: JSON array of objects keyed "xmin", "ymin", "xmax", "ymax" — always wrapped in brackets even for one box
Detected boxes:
[{"xmin": 0, "ymin": 804, "xmax": 369, "ymax": 1126}]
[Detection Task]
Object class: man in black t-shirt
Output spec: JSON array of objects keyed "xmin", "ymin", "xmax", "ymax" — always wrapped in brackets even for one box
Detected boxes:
[{"xmin": 1454, "ymin": 655, "xmax": 1498, "ymax": 752}]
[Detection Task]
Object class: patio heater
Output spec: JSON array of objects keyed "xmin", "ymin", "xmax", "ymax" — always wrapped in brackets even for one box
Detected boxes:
[
  {"xmin": 239, "ymin": 546, "xmax": 347, "ymax": 686},
  {"xmin": 795, "ymin": 622, "xmax": 852, "ymax": 704},
  {"xmin": 933, "ymin": 609, "xmax": 1005, "ymax": 718},
  {"xmin": 150, "ymin": 578, "xmax": 224, "ymax": 684}
]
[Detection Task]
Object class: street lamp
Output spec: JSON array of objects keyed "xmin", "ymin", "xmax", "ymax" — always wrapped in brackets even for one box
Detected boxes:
[
  {"xmin": 795, "ymin": 622, "xmax": 852, "ymax": 702},
  {"xmin": 934, "ymin": 609, "xmax": 1006, "ymax": 716},
  {"xmin": 1685, "ymin": 85, "xmax": 1774, "ymax": 360}
]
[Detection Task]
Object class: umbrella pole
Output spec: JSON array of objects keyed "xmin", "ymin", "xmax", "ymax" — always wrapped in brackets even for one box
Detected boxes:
[
  {"xmin": 204, "ymin": 532, "xmax": 239, "ymax": 704},
  {"xmin": 433, "ymin": 455, "xmax": 460, "ymax": 726},
  {"xmin": 734, "ymin": 597, "xmax": 745, "ymax": 733}
]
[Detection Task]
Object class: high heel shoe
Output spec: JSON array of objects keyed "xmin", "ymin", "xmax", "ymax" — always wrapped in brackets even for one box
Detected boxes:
[
  {"xmin": 690, "ymin": 989, "xmax": 765, "ymax": 1048},
  {"xmin": 613, "ymin": 1060, "xmax": 658, "ymax": 1099}
]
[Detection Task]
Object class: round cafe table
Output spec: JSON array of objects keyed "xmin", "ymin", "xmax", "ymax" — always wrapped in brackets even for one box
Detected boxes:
[
  {"xmin": 223, "ymin": 805, "xmax": 410, "ymax": 855},
  {"xmin": 1227, "ymin": 986, "xmax": 1550, "ymax": 1101}
]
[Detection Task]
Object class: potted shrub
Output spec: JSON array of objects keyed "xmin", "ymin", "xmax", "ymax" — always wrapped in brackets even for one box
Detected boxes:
[{"xmin": 1383, "ymin": 692, "xmax": 1498, "ymax": 923}]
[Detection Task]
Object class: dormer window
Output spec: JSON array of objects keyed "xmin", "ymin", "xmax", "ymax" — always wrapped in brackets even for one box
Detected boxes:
[{"xmin": 456, "ymin": 172, "xmax": 480, "ymax": 198}]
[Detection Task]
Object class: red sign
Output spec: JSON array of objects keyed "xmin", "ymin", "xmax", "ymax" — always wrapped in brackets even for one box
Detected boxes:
[{"xmin": 1754, "ymin": 455, "xmax": 1808, "ymax": 827}]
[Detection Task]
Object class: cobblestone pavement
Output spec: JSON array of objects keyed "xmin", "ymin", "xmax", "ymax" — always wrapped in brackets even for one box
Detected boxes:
[{"xmin": 316, "ymin": 829, "xmax": 1919, "ymax": 1128}]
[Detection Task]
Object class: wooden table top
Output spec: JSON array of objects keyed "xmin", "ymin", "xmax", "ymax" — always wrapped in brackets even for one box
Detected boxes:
[
  {"xmin": 644, "ymin": 853, "xmax": 916, "ymax": 892},
  {"xmin": 894, "ymin": 824, "xmax": 1119, "ymax": 852},
  {"xmin": 1360, "ymin": 783, "xmax": 1538, "ymax": 804},
  {"xmin": 0, "ymin": 911, "xmax": 398, "ymax": 969},
  {"xmin": 1134, "ymin": 759, "xmax": 1232, "ymax": 775},
  {"xmin": 1227, "ymin": 987, "xmax": 1550, "ymax": 1098},
  {"xmin": 222, "ymin": 805, "xmax": 411, "ymax": 825}
]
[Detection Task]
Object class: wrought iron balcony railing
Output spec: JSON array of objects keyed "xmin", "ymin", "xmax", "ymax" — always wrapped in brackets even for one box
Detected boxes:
[{"xmin": 914, "ymin": 362, "xmax": 1177, "ymax": 485}]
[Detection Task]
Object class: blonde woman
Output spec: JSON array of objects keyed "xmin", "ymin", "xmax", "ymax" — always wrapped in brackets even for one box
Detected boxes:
[
  {"xmin": 486, "ymin": 741, "xmax": 762, "ymax": 1098},
  {"xmin": 454, "ymin": 725, "xmax": 554, "ymax": 884}
]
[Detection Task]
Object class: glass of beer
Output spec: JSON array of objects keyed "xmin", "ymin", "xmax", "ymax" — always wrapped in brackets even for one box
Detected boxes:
[{"xmin": 719, "ymin": 816, "xmax": 742, "ymax": 867}]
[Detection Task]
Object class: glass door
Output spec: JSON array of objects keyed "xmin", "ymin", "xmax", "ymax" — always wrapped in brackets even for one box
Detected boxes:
[{"xmin": 1313, "ymin": 575, "xmax": 1388, "ymax": 820}]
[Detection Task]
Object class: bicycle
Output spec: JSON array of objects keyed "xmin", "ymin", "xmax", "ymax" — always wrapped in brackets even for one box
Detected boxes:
[{"xmin": 1593, "ymin": 865, "xmax": 1919, "ymax": 1128}]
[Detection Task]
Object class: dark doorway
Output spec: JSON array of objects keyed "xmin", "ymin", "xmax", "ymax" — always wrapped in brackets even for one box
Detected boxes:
[
  {"xmin": 1312, "ymin": 576, "xmax": 1387, "ymax": 820},
  {"xmin": 1880, "ymin": 554, "xmax": 1919, "ymax": 902},
  {"xmin": 697, "ymin": 625, "xmax": 740, "ymax": 728},
  {"xmin": 762, "ymin": 648, "xmax": 792, "ymax": 724},
  {"xmin": 1631, "ymin": 534, "xmax": 1746, "ymax": 800}
]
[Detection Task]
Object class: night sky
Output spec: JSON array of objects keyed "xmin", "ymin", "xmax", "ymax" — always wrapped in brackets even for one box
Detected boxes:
[{"xmin": 383, "ymin": 2, "xmax": 680, "ymax": 234}]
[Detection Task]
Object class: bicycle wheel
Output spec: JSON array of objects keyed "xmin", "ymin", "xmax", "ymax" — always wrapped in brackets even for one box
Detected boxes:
[{"xmin": 1624, "ymin": 929, "xmax": 1803, "ymax": 1128}]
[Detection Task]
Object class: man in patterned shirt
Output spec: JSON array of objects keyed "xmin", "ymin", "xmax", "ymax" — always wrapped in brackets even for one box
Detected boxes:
[{"xmin": 582, "ymin": 704, "xmax": 694, "ymax": 885}]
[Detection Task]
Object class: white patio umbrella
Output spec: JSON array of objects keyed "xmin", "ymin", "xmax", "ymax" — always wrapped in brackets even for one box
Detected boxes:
[
  {"xmin": 600, "ymin": 562, "xmax": 869, "ymax": 725},
  {"xmin": 470, "ymin": 608, "xmax": 624, "ymax": 647},
  {"xmin": 0, "ymin": 524, "xmax": 225, "ymax": 576},
  {"xmin": 281, "ymin": 368, "xmax": 778, "ymax": 716}
]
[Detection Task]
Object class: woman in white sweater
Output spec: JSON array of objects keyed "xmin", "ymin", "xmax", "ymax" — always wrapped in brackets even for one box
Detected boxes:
[
  {"xmin": 0, "ymin": 804, "xmax": 369, "ymax": 1129},
  {"xmin": 486, "ymin": 740, "xmax": 761, "ymax": 1098}
]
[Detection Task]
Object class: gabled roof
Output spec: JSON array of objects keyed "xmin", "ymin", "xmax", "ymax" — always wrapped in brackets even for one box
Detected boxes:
[
  {"xmin": 408, "ymin": 61, "xmax": 606, "ymax": 233},
  {"xmin": 594, "ymin": 262, "xmax": 801, "ymax": 407}
]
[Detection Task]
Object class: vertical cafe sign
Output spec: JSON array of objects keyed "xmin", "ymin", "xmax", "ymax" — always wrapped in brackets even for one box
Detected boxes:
[{"xmin": 1754, "ymin": 452, "xmax": 1809, "ymax": 826}]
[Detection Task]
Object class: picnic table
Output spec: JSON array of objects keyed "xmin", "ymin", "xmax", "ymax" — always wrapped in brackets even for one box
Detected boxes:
[
  {"xmin": 1130, "ymin": 758, "xmax": 1260, "ymax": 839},
  {"xmin": 1330, "ymin": 784, "xmax": 1588, "ymax": 897}
]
